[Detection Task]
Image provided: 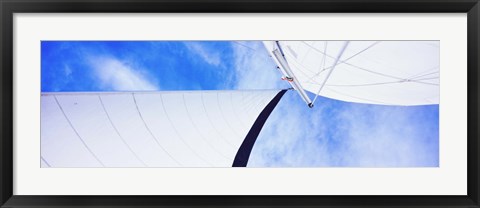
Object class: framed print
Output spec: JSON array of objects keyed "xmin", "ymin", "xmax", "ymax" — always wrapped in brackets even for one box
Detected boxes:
[{"xmin": 1, "ymin": 0, "xmax": 479, "ymax": 207}]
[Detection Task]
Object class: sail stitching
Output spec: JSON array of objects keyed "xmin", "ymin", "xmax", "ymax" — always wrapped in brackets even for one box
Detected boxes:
[
  {"xmin": 216, "ymin": 92, "xmax": 244, "ymax": 140},
  {"xmin": 41, "ymin": 156, "xmax": 52, "ymax": 167},
  {"xmin": 243, "ymin": 91, "xmax": 265, "ymax": 113},
  {"xmin": 200, "ymin": 92, "xmax": 237, "ymax": 149},
  {"xmin": 243, "ymin": 91, "xmax": 267, "ymax": 114},
  {"xmin": 182, "ymin": 93, "xmax": 232, "ymax": 161},
  {"xmin": 316, "ymin": 77, "xmax": 439, "ymax": 87},
  {"xmin": 229, "ymin": 91, "xmax": 249, "ymax": 130},
  {"xmin": 131, "ymin": 93, "xmax": 181, "ymax": 166},
  {"xmin": 98, "ymin": 95, "xmax": 148, "ymax": 167},
  {"xmin": 160, "ymin": 94, "xmax": 213, "ymax": 166},
  {"xmin": 53, "ymin": 95, "xmax": 105, "ymax": 167},
  {"xmin": 247, "ymin": 92, "xmax": 271, "ymax": 116},
  {"xmin": 325, "ymin": 87, "xmax": 394, "ymax": 105}
]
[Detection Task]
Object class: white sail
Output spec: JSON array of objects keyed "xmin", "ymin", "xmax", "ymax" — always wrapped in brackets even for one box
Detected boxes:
[
  {"xmin": 264, "ymin": 41, "xmax": 439, "ymax": 106},
  {"xmin": 41, "ymin": 90, "xmax": 281, "ymax": 167}
]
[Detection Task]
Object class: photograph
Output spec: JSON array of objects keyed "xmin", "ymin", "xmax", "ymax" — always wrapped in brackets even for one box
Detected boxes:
[{"xmin": 40, "ymin": 40, "xmax": 440, "ymax": 168}]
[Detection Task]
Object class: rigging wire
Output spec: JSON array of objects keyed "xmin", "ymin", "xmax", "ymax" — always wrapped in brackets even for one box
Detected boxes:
[
  {"xmin": 233, "ymin": 41, "xmax": 257, "ymax": 51},
  {"xmin": 407, "ymin": 67, "xmax": 439, "ymax": 80},
  {"xmin": 304, "ymin": 41, "xmax": 380, "ymax": 80},
  {"xmin": 311, "ymin": 41, "xmax": 350, "ymax": 105},
  {"xmin": 301, "ymin": 41, "xmax": 427, "ymax": 83},
  {"xmin": 303, "ymin": 41, "xmax": 379, "ymax": 84}
]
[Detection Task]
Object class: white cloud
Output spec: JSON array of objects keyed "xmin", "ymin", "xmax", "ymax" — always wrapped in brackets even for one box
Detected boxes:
[
  {"xmin": 88, "ymin": 57, "xmax": 159, "ymax": 91},
  {"xmin": 333, "ymin": 105, "xmax": 438, "ymax": 167},
  {"xmin": 249, "ymin": 91, "xmax": 439, "ymax": 167},
  {"xmin": 248, "ymin": 93, "xmax": 332, "ymax": 167},
  {"xmin": 231, "ymin": 41, "xmax": 288, "ymax": 90},
  {"xmin": 63, "ymin": 64, "xmax": 73, "ymax": 77},
  {"xmin": 184, "ymin": 42, "xmax": 222, "ymax": 67}
]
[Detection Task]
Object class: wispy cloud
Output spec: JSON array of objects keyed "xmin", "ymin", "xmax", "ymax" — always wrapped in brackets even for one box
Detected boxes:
[
  {"xmin": 333, "ymin": 104, "xmax": 439, "ymax": 167},
  {"xmin": 88, "ymin": 57, "xmax": 159, "ymax": 91},
  {"xmin": 231, "ymin": 41, "xmax": 288, "ymax": 90},
  {"xmin": 184, "ymin": 42, "xmax": 222, "ymax": 67},
  {"xmin": 249, "ymin": 91, "xmax": 439, "ymax": 167},
  {"xmin": 248, "ymin": 93, "xmax": 332, "ymax": 167},
  {"xmin": 63, "ymin": 64, "xmax": 73, "ymax": 78}
]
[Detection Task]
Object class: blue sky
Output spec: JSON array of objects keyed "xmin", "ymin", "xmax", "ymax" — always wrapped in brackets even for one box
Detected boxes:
[{"xmin": 41, "ymin": 41, "xmax": 439, "ymax": 167}]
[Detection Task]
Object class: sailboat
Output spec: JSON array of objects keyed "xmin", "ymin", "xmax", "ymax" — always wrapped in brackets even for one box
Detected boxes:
[{"xmin": 40, "ymin": 41, "xmax": 439, "ymax": 168}]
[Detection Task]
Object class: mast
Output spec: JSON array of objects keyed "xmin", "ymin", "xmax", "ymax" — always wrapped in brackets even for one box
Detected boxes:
[{"xmin": 271, "ymin": 41, "xmax": 314, "ymax": 108}]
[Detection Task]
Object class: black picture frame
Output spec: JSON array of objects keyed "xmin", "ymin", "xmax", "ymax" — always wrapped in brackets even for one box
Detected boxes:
[{"xmin": 1, "ymin": 0, "xmax": 479, "ymax": 207}]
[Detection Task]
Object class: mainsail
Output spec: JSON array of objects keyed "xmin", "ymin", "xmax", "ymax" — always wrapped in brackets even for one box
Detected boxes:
[
  {"xmin": 41, "ymin": 90, "xmax": 284, "ymax": 167},
  {"xmin": 264, "ymin": 41, "xmax": 440, "ymax": 106}
]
